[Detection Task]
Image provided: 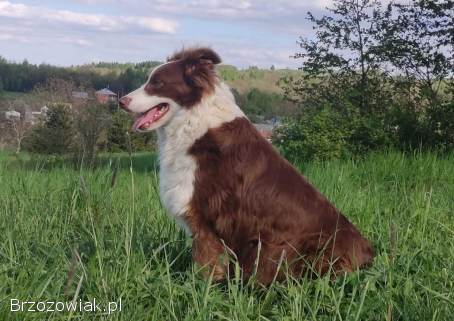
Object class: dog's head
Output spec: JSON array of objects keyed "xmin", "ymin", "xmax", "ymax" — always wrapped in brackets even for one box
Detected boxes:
[{"xmin": 119, "ymin": 47, "xmax": 221, "ymax": 132}]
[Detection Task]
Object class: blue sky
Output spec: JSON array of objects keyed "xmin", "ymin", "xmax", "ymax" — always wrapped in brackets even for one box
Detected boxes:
[{"xmin": 0, "ymin": 0, "xmax": 333, "ymax": 68}]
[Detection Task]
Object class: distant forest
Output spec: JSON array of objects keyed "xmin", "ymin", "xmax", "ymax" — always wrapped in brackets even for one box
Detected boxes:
[{"xmin": 0, "ymin": 58, "xmax": 161, "ymax": 96}]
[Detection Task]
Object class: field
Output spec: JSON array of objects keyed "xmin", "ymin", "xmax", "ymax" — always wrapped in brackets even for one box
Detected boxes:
[{"xmin": 0, "ymin": 151, "xmax": 453, "ymax": 321}]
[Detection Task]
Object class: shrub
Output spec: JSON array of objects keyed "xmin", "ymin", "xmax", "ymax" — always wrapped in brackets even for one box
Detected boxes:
[
  {"xmin": 24, "ymin": 104, "xmax": 74, "ymax": 154},
  {"xmin": 274, "ymin": 106, "xmax": 352, "ymax": 162},
  {"xmin": 238, "ymin": 88, "xmax": 295, "ymax": 121},
  {"xmin": 348, "ymin": 113, "xmax": 395, "ymax": 156},
  {"xmin": 73, "ymin": 103, "xmax": 111, "ymax": 166},
  {"xmin": 387, "ymin": 98, "xmax": 454, "ymax": 152},
  {"xmin": 274, "ymin": 105, "xmax": 394, "ymax": 162},
  {"xmin": 427, "ymin": 101, "xmax": 454, "ymax": 151},
  {"xmin": 106, "ymin": 110, "xmax": 156, "ymax": 153}
]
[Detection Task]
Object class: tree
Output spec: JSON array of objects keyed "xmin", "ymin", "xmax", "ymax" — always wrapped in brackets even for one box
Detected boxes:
[
  {"xmin": 25, "ymin": 104, "xmax": 74, "ymax": 154},
  {"xmin": 380, "ymin": 0, "xmax": 453, "ymax": 106},
  {"xmin": 33, "ymin": 78, "xmax": 78, "ymax": 105},
  {"xmin": 73, "ymin": 103, "xmax": 111, "ymax": 166},
  {"xmin": 5, "ymin": 117, "xmax": 29, "ymax": 154},
  {"xmin": 284, "ymin": 0, "xmax": 392, "ymax": 114},
  {"xmin": 2, "ymin": 100, "xmax": 33, "ymax": 154},
  {"xmin": 106, "ymin": 110, "xmax": 156, "ymax": 153},
  {"xmin": 6, "ymin": 115, "xmax": 31, "ymax": 154},
  {"xmin": 106, "ymin": 111, "xmax": 130, "ymax": 152},
  {"xmin": 7, "ymin": 116, "xmax": 29, "ymax": 154}
]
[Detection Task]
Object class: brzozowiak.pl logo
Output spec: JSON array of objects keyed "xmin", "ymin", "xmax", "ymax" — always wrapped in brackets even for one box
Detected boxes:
[{"xmin": 10, "ymin": 298, "xmax": 122, "ymax": 315}]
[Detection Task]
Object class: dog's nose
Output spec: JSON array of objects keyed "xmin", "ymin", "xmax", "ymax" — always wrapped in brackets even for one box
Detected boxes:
[{"xmin": 119, "ymin": 96, "xmax": 132, "ymax": 111}]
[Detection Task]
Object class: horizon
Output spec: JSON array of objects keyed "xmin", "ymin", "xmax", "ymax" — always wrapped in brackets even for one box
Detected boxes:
[{"xmin": 0, "ymin": 55, "xmax": 297, "ymax": 71}]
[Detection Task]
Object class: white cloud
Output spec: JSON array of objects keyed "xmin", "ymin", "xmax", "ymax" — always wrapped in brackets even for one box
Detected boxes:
[
  {"xmin": 70, "ymin": 0, "xmax": 116, "ymax": 3},
  {"xmin": 137, "ymin": 0, "xmax": 333, "ymax": 19},
  {"xmin": 0, "ymin": 34, "xmax": 14, "ymax": 41},
  {"xmin": 58, "ymin": 37, "xmax": 93, "ymax": 47},
  {"xmin": 220, "ymin": 47, "xmax": 298, "ymax": 68},
  {"xmin": 0, "ymin": 32, "xmax": 29, "ymax": 43},
  {"xmin": 0, "ymin": 1, "xmax": 26, "ymax": 17},
  {"xmin": 0, "ymin": 1, "xmax": 178, "ymax": 33},
  {"xmin": 126, "ymin": 17, "xmax": 177, "ymax": 34},
  {"xmin": 66, "ymin": 0, "xmax": 339, "ymax": 22}
]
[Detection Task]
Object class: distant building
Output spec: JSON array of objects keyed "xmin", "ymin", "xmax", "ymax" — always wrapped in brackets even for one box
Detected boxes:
[
  {"xmin": 4, "ymin": 110, "xmax": 21, "ymax": 120},
  {"xmin": 24, "ymin": 111, "xmax": 34, "ymax": 123},
  {"xmin": 72, "ymin": 91, "xmax": 90, "ymax": 106},
  {"xmin": 95, "ymin": 88, "xmax": 117, "ymax": 104},
  {"xmin": 72, "ymin": 91, "xmax": 89, "ymax": 99},
  {"xmin": 24, "ymin": 106, "xmax": 49, "ymax": 124}
]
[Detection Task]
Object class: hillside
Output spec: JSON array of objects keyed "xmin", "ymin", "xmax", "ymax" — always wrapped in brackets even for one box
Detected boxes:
[
  {"xmin": 1, "ymin": 56, "xmax": 297, "ymax": 95},
  {"xmin": 72, "ymin": 61, "xmax": 299, "ymax": 94},
  {"xmin": 0, "ymin": 59, "xmax": 301, "ymax": 119}
]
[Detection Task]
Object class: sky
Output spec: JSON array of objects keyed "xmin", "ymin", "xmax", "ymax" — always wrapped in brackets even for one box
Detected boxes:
[{"xmin": 0, "ymin": 0, "xmax": 338, "ymax": 68}]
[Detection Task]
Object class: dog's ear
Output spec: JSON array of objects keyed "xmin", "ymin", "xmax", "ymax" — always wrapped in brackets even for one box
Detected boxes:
[
  {"xmin": 170, "ymin": 47, "xmax": 221, "ymax": 90},
  {"xmin": 169, "ymin": 47, "xmax": 221, "ymax": 65},
  {"xmin": 188, "ymin": 47, "xmax": 221, "ymax": 65}
]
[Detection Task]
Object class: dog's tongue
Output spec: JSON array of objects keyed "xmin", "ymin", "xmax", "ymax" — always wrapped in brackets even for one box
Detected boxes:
[{"xmin": 132, "ymin": 107, "xmax": 160, "ymax": 130}]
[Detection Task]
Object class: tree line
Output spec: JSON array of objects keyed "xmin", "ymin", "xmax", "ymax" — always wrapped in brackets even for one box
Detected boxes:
[{"xmin": 0, "ymin": 57, "xmax": 160, "ymax": 96}]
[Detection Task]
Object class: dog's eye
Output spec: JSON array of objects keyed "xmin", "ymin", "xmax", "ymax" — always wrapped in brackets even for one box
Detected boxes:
[{"xmin": 151, "ymin": 80, "xmax": 164, "ymax": 89}]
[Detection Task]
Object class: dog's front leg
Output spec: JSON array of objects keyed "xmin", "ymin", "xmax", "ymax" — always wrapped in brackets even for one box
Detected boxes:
[
  {"xmin": 185, "ymin": 213, "xmax": 228, "ymax": 281},
  {"xmin": 191, "ymin": 227, "xmax": 228, "ymax": 281}
]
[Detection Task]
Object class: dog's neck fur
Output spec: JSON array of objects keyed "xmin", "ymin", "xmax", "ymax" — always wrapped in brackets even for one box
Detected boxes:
[{"xmin": 156, "ymin": 82, "xmax": 245, "ymax": 233}]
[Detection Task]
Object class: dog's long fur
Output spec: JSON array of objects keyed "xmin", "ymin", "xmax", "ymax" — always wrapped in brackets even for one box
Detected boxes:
[{"xmin": 120, "ymin": 47, "xmax": 374, "ymax": 284}]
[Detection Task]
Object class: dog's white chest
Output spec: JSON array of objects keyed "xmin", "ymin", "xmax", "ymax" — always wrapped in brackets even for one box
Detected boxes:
[
  {"xmin": 157, "ymin": 114, "xmax": 202, "ymax": 235},
  {"xmin": 158, "ymin": 149, "xmax": 196, "ymax": 234}
]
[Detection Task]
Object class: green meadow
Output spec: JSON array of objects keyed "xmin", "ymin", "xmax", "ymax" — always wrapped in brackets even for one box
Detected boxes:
[{"xmin": 0, "ymin": 151, "xmax": 453, "ymax": 320}]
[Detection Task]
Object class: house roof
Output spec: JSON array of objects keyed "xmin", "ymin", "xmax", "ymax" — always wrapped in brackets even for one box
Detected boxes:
[{"xmin": 96, "ymin": 88, "xmax": 117, "ymax": 96}]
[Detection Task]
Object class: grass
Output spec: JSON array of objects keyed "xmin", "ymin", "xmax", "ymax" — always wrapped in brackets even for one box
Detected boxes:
[
  {"xmin": 220, "ymin": 68, "xmax": 299, "ymax": 95},
  {"xmin": 0, "ymin": 91, "xmax": 41, "ymax": 108},
  {"xmin": 0, "ymin": 150, "xmax": 453, "ymax": 320}
]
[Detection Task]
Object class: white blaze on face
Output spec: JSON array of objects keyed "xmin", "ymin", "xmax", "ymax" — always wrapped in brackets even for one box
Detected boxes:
[{"xmin": 123, "ymin": 63, "xmax": 181, "ymax": 132}]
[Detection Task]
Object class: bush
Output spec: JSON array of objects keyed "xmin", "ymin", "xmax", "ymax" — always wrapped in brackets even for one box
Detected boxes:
[
  {"xmin": 274, "ymin": 106, "xmax": 352, "ymax": 162},
  {"xmin": 348, "ymin": 114, "xmax": 395, "ymax": 156},
  {"xmin": 235, "ymin": 88, "xmax": 295, "ymax": 121},
  {"xmin": 387, "ymin": 98, "xmax": 454, "ymax": 152},
  {"xmin": 73, "ymin": 103, "xmax": 111, "ymax": 166},
  {"xmin": 274, "ymin": 105, "xmax": 394, "ymax": 162},
  {"xmin": 106, "ymin": 110, "xmax": 156, "ymax": 153},
  {"xmin": 24, "ymin": 104, "xmax": 74, "ymax": 154},
  {"xmin": 427, "ymin": 101, "xmax": 454, "ymax": 151}
]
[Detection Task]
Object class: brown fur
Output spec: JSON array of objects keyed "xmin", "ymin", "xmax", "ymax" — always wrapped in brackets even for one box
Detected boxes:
[
  {"xmin": 144, "ymin": 47, "xmax": 221, "ymax": 108},
  {"xmin": 186, "ymin": 117, "xmax": 374, "ymax": 284}
]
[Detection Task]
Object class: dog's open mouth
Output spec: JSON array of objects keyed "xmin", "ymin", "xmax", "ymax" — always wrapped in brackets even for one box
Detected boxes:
[{"xmin": 132, "ymin": 103, "xmax": 169, "ymax": 131}]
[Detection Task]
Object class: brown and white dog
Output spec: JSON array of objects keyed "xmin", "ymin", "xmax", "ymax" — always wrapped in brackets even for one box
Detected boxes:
[{"xmin": 119, "ymin": 47, "xmax": 374, "ymax": 284}]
